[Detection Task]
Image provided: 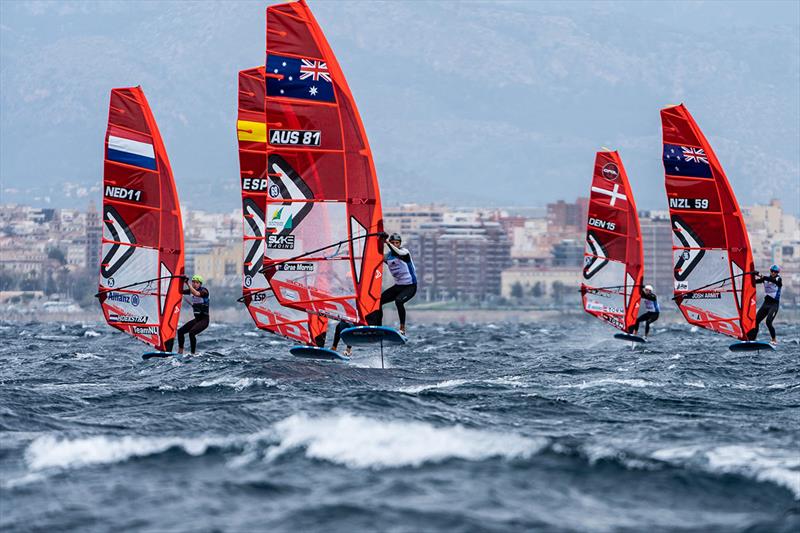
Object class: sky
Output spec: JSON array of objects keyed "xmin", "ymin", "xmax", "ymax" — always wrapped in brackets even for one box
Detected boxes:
[{"xmin": 1, "ymin": 0, "xmax": 798, "ymax": 213}]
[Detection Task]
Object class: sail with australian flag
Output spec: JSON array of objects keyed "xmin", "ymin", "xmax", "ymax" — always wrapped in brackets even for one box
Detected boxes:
[
  {"xmin": 661, "ymin": 104, "xmax": 759, "ymax": 349},
  {"xmin": 237, "ymin": 65, "xmax": 328, "ymax": 346},
  {"xmin": 97, "ymin": 87, "xmax": 185, "ymax": 355},
  {"xmin": 259, "ymin": 0, "xmax": 385, "ymax": 328},
  {"xmin": 581, "ymin": 150, "xmax": 644, "ymax": 340}
]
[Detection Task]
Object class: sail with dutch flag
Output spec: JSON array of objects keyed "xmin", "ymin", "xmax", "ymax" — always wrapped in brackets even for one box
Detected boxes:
[
  {"xmin": 97, "ymin": 87, "xmax": 185, "ymax": 352},
  {"xmin": 259, "ymin": 0, "xmax": 385, "ymax": 326},
  {"xmin": 661, "ymin": 104, "xmax": 756, "ymax": 341},
  {"xmin": 237, "ymin": 65, "xmax": 328, "ymax": 345},
  {"xmin": 581, "ymin": 150, "xmax": 644, "ymax": 334}
]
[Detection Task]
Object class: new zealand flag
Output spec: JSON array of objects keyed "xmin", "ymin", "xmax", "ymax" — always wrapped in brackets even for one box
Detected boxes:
[
  {"xmin": 663, "ymin": 143, "xmax": 713, "ymax": 179},
  {"xmin": 266, "ymin": 54, "xmax": 335, "ymax": 103}
]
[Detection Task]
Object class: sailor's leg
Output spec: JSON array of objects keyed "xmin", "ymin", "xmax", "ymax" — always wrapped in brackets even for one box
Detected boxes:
[
  {"xmin": 394, "ymin": 285, "xmax": 417, "ymax": 332},
  {"xmin": 748, "ymin": 302, "xmax": 770, "ymax": 340},
  {"xmin": 331, "ymin": 321, "xmax": 347, "ymax": 350},
  {"xmin": 188, "ymin": 316, "xmax": 209, "ymax": 354},
  {"xmin": 644, "ymin": 312, "xmax": 659, "ymax": 337},
  {"xmin": 164, "ymin": 337, "xmax": 175, "ymax": 353},
  {"xmin": 765, "ymin": 305, "xmax": 778, "ymax": 341},
  {"xmin": 177, "ymin": 319, "xmax": 196, "ymax": 353}
]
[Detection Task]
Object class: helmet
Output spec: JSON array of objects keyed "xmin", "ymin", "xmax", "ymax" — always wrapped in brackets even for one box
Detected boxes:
[
  {"xmin": 191, "ymin": 274, "xmax": 204, "ymax": 284},
  {"xmin": 644, "ymin": 284, "xmax": 653, "ymax": 292},
  {"xmin": 770, "ymin": 265, "xmax": 780, "ymax": 273},
  {"xmin": 388, "ymin": 232, "xmax": 402, "ymax": 243}
]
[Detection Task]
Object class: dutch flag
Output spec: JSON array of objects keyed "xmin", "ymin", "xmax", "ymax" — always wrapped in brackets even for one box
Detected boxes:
[{"xmin": 107, "ymin": 126, "xmax": 157, "ymax": 171}]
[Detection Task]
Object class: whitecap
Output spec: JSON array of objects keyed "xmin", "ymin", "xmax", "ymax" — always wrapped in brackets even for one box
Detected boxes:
[
  {"xmin": 652, "ymin": 444, "xmax": 800, "ymax": 499},
  {"xmin": 556, "ymin": 378, "xmax": 663, "ymax": 390},
  {"xmin": 267, "ymin": 413, "xmax": 547, "ymax": 469},
  {"xmin": 83, "ymin": 330, "xmax": 101, "ymax": 338},
  {"xmin": 395, "ymin": 379, "xmax": 469, "ymax": 394},
  {"xmin": 198, "ymin": 376, "xmax": 276, "ymax": 391}
]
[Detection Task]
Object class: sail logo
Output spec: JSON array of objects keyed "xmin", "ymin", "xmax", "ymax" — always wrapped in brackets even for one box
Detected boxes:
[
  {"xmin": 101, "ymin": 206, "xmax": 136, "ymax": 278},
  {"xmin": 109, "ymin": 313, "xmax": 147, "ymax": 324},
  {"xmin": 671, "ymin": 216, "xmax": 705, "ymax": 281},
  {"xmin": 105, "ymin": 186, "xmax": 143, "ymax": 202},
  {"xmin": 277, "ymin": 263, "xmax": 314, "ymax": 272},
  {"xmin": 669, "ymin": 198, "xmax": 709, "ymax": 210},
  {"xmin": 269, "ymin": 129, "xmax": 321, "ymax": 147},
  {"xmin": 266, "ymin": 155, "xmax": 314, "ymax": 236},
  {"xmin": 583, "ymin": 231, "xmax": 609, "ymax": 279},
  {"xmin": 267, "ymin": 235, "xmax": 295, "ymax": 250},
  {"xmin": 133, "ymin": 326, "xmax": 159, "ymax": 335},
  {"xmin": 588, "ymin": 218, "xmax": 616, "ymax": 231},
  {"xmin": 601, "ymin": 163, "xmax": 619, "ymax": 182},
  {"xmin": 242, "ymin": 178, "xmax": 269, "ymax": 191}
]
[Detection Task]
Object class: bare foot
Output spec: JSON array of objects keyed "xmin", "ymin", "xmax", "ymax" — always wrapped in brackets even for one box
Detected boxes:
[
  {"xmin": 399, "ymin": 326, "xmax": 406, "ymax": 335},
  {"xmin": 344, "ymin": 347, "xmax": 352, "ymax": 356}
]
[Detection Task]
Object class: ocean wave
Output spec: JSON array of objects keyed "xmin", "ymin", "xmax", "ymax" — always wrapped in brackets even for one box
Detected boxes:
[
  {"xmin": 556, "ymin": 378, "xmax": 664, "ymax": 390},
  {"xmin": 652, "ymin": 444, "xmax": 800, "ymax": 499},
  {"xmin": 24, "ymin": 433, "xmax": 242, "ymax": 471},
  {"xmin": 198, "ymin": 376, "xmax": 277, "ymax": 391},
  {"xmin": 267, "ymin": 413, "xmax": 547, "ymax": 469},
  {"xmin": 395, "ymin": 379, "xmax": 469, "ymax": 394}
]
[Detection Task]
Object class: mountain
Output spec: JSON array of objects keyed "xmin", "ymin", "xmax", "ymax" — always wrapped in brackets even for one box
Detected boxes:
[{"xmin": 1, "ymin": 0, "xmax": 798, "ymax": 212}]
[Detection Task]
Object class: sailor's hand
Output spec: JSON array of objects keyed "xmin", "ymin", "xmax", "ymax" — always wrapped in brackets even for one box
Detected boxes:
[{"xmin": 377, "ymin": 232, "xmax": 389, "ymax": 239}]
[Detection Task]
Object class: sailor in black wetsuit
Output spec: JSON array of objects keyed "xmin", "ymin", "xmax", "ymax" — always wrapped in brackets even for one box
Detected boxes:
[
  {"xmin": 748, "ymin": 265, "xmax": 782, "ymax": 345},
  {"xmin": 177, "ymin": 275, "xmax": 210, "ymax": 354},
  {"xmin": 367, "ymin": 233, "xmax": 417, "ymax": 335},
  {"xmin": 629, "ymin": 284, "xmax": 660, "ymax": 338},
  {"xmin": 330, "ymin": 320, "xmax": 354, "ymax": 357}
]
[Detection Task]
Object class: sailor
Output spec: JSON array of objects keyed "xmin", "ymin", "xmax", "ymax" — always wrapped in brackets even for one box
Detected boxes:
[
  {"xmin": 176, "ymin": 274, "xmax": 210, "ymax": 354},
  {"xmin": 330, "ymin": 320, "xmax": 354, "ymax": 357},
  {"xmin": 368, "ymin": 232, "xmax": 417, "ymax": 335},
  {"xmin": 748, "ymin": 265, "xmax": 782, "ymax": 345},
  {"xmin": 629, "ymin": 284, "xmax": 660, "ymax": 338}
]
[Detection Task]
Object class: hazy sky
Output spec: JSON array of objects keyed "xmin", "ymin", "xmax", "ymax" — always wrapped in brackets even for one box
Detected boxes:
[{"xmin": 1, "ymin": 0, "xmax": 798, "ymax": 213}]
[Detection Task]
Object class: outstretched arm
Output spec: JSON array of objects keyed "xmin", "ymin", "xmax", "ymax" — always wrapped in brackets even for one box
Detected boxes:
[{"xmin": 385, "ymin": 241, "xmax": 410, "ymax": 257}]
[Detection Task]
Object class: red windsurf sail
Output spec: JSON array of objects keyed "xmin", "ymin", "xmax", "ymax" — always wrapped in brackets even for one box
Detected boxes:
[
  {"xmin": 238, "ymin": 66, "xmax": 328, "ymax": 344},
  {"xmin": 661, "ymin": 104, "xmax": 756, "ymax": 340},
  {"xmin": 98, "ymin": 87, "xmax": 185, "ymax": 351},
  {"xmin": 259, "ymin": 0, "xmax": 385, "ymax": 325},
  {"xmin": 581, "ymin": 150, "xmax": 644, "ymax": 332}
]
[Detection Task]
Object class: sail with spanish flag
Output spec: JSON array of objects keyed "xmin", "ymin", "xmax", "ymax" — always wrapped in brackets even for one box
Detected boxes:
[
  {"xmin": 661, "ymin": 104, "xmax": 756, "ymax": 341},
  {"xmin": 259, "ymin": 0, "xmax": 385, "ymax": 325},
  {"xmin": 97, "ymin": 87, "xmax": 185, "ymax": 352},
  {"xmin": 237, "ymin": 65, "xmax": 328, "ymax": 345},
  {"xmin": 581, "ymin": 150, "xmax": 644, "ymax": 333}
]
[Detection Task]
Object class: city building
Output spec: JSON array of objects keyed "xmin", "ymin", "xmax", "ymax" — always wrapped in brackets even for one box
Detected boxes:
[
  {"xmin": 500, "ymin": 266, "xmax": 582, "ymax": 305},
  {"xmin": 383, "ymin": 204, "xmax": 446, "ymax": 236},
  {"xmin": 639, "ymin": 210, "xmax": 674, "ymax": 299},
  {"xmin": 413, "ymin": 219, "xmax": 511, "ymax": 302},
  {"xmin": 193, "ymin": 243, "xmax": 241, "ymax": 287}
]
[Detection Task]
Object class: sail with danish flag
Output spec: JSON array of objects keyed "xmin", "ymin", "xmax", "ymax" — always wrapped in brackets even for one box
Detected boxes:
[
  {"xmin": 237, "ymin": 65, "xmax": 328, "ymax": 345},
  {"xmin": 581, "ymin": 150, "xmax": 644, "ymax": 333},
  {"xmin": 661, "ymin": 104, "xmax": 756, "ymax": 340},
  {"xmin": 97, "ymin": 87, "xmax": 185, "ymax": 352},
  {"xmin": 259, "ymin": 0, "xmax": 385, "ymax": 325}
]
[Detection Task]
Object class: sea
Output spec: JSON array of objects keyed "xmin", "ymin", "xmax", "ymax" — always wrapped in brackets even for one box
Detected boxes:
[{"xmin": 1, "ymin": 318, "xmax": 798, "ymax": 532}]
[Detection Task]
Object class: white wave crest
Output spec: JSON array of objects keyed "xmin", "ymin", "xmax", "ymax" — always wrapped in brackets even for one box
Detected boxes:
[
  {"xmin": 395, "ymin": 379, "xmax": 469, "ymax": 394},
  {"xmin": 25, "ymin": 434, "xmax": 236, "ymax": 471},
  {"xmin": 198, "ymin": 377, "xmax": 276, "ymax": 391},
  {"xmin": 557, "ymin": 378, "xmax": 664, "ymax": 390},
  {"xmin": 268, "ymin": 413, "xmax": 547, "ymax": 469},
  {"xmin": 652, "ymin": 444, "xmax": 800, "ymax": 499}
]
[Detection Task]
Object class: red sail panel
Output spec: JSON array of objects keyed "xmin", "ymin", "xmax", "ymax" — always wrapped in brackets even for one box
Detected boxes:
[
  {"xmin": 238, "ymin": 66, "xmax": 328, "ymax": 344},
  {"xmin": 260, "ymin": 0, "xmax": 384, "ymax": 325},
  {"xmin": 98, "ymin": 87, "xmax": 185, "ymax": 351},
  {"xmin": 661, "ymin": 104, "xmax": 756, "ymax": 340},
  {"xmin": 581, "ymin": 151, "xmax": 644, "ymax": 331}
]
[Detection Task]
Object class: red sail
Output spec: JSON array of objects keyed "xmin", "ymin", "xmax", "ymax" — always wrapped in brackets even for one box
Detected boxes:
[
  {"xmin": 260, "ymin": 0, "xmax": 385, "ymax": 325},
  {"xmin": 238, "ymin": 66, "xmax": 328, "ymax": 344},
  {"xmin": 98, "ymin": 87, "xmax": 185, "ymax": 351},
  {"xmin": 661, "ymin": 104, "xmax": 756, "ymax": 340},
  {"xmin": 581, "ymin": 151, "xmax": 644, "ymax": 331}
]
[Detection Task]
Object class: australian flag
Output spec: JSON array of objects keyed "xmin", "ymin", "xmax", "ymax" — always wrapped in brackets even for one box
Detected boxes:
[
  {"xmin": 663, "ymin": 143, "xmax": 712, "ymax": 179},
  {"xmin": 266, "ymin": 54, "xmax": 335, "ymax": 103}
]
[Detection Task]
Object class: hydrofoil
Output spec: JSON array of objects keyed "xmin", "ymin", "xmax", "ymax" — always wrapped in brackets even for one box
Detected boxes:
[
  {"xmin": 340, "ymin": 326, "xmax": 407, "ymax": 346},
  {"xmin": 142, "ymin": 351, "xmax": 178, "ymax": 360},
  {"xmin": 290, "ymin": 346, "xmax": 350, "ymax": 362},
  {"xmin": 728, "ymin": 341, "xmax": 775, "ymax": 352},
  {"xmin": 613, "ymin": 333, "xmax": 647, "ymax": 344}
]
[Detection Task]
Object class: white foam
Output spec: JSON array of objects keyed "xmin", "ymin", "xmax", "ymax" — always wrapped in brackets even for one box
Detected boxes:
[
  {"xmin": 684, "ymin": 380, "xmax": 706, "ymax": 388},
  {"xmin": 242, "ymin": 332, "xmax": 259, "ymax": 337},
  {"xmin": 25, "ymin": 434, "xmax": 235, "ymax": 471},
  {"xmin": 82, "ymin": 330, "xmax": 101, "ymax": 338},
  {"xmin": 652, "ymin": 444, "xmax": 800, "ymax": 499},
  {"xmin": 396, "ymin": 379, "xmax": 469, "ymax": 394},
  {"xmin": 198, "ymin": 377, "xmax": 276, "ymax": 391},
  {"xmin": 268, "ymin": 413, "xmax": 547, "ymax": 469},
  {"xmin": 557, "ymin": 378, "xmax": 663, "ymax": 390}
]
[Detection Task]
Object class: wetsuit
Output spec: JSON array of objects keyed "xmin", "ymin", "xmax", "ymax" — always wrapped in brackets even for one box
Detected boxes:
[
  {"xmin": 748, "ymin": 274, "xmax": 782, "ymax": 341},
  {"xmin": 177, "ymin": 286, "xmax": 210, "ymax": 353},
  {"xmin": 630, "ymin": 289, "xmax": 659, "ymax": 336},
  {"xmin": 331, "ymin": 320, "xmax": 354, "ymax": 351},
  {"xmin": 367, "ymin": 242, "xmax": 417, "ymax": 327}
]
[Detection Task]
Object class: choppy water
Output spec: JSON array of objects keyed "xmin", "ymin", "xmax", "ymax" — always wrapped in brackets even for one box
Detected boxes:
[{"xmin": 1, "ymin": 319, "xmax": 799, "ymax": 532}]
